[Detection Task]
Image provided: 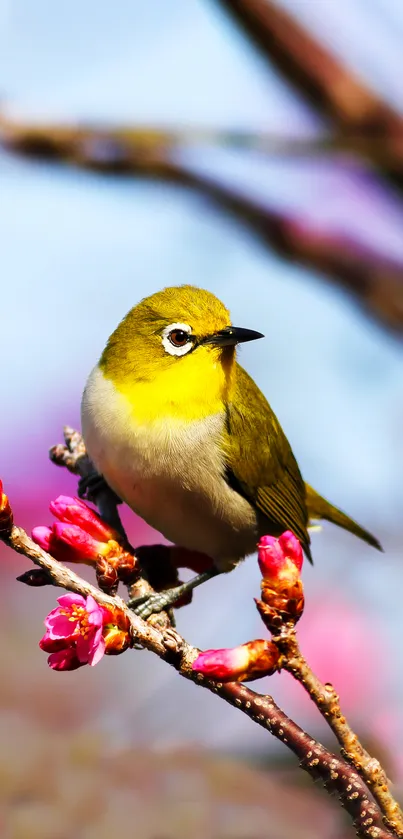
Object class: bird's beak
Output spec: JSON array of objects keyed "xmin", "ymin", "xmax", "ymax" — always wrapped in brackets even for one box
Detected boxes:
[{"xmin": 202, "ymin": 326, "xmax": 264, "ymax": 347}]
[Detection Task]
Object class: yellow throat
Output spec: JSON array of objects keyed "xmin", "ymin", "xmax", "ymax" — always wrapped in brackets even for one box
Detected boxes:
[
  {"xmin": 99, "ymin": 285, "xmax": 238, "ymax": 425},
  {"xmin": 101, "ymin": 344, "xmax": 236, "ymax": 424}
]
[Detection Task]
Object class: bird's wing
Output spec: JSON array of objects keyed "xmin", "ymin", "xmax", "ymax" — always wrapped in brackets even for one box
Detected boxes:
[{"xmin": 223, "ymin": 364, "xmax": 311, "ymax": 560}]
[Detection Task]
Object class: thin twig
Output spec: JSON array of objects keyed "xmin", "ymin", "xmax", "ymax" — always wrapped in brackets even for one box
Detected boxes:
[{"xmin": 278, "ymin": 627, "xmax": 403, "ymax": 837}]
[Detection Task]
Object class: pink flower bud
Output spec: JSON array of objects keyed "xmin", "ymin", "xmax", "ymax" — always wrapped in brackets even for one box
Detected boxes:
[
  {"xmin": 277, "ymin": 531, "xmax": 303, "ymax": 572},
  {"xmin": 32, "ymin": 523, "xmax": 106, "ymax": 566},
  {"xmin": 49, "ymin": 496, "xmax": 120, "ymax": 543},
  {"xmin": 257, "ymin": 532, "xmax": 305, "ymax": 626},
  {"xmin": 258, "ymin": 530, "xmax": 303, "ymax": 584},
  {"xmin": 52, "ymin": 523, "xmax": 106, "ymax": 563},
  {"xmin": 192, "ymin": 639, "xmax": 281, "ymax": 683}
]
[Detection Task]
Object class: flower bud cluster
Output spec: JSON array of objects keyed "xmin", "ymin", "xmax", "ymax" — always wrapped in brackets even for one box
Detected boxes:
[{"xmin": 32, "ymin": 496, "xmax": 139, "ymax": 593}]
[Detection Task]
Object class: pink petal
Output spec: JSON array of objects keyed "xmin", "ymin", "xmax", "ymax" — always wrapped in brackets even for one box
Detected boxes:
[
  {"xmin": 88, "ymin": 636, "xmax": 106, "ymax": 666},
  {"xmin": 75, "ymin": 633, "xmax": 93, "ymax": 663},
  {"xmin": 257, "ymin": 535, "xmax": 286, "ymax": 579},
  {"xmin": 39, "ymin": 635, "xmax": 71, "ymax": 653},
  {"xmin": 57, "ymin": 593, "xmax": 86, "ymax": 609},
  {"xmin": 76, "ymin": 624, "xmax": 105, "ymax": 666},
  {"xmin": 48, "ymin": 648, "xmax": 84, "ymax": 671},
  {"xmin": 278, "ymin": 530, "xmax": 304, "ymax": 571},
  {"xmin": 45, "ymin": 612, "xmax": 78, "ymax": 639},
  {"xmin": 91, "ymin": 626, "xmax": 103, "ymax": 648},
  {"xmin": 86, "ymin": 595, "xmax": 104, "ymax": 626},
  {"xmin": 53, "ymin": 523, "xmax": 104, "ymax": 562},
  {"xmin": 31, "ymin": 526, "xmax": 52, "ymax": 552}
]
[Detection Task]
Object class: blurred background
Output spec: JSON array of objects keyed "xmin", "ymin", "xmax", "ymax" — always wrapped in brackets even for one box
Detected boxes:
[{"xmin": 1, "ymin": 1, "xmax": 403, "ymax": 836}]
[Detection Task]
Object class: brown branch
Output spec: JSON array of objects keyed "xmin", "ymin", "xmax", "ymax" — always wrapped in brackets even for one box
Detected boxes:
[
  {"xmin": 0, "ymin": 517, "xmax": 396, "ymax": 839},
  {"xmin": 2, "ymin": 115, "xmax": 403, "ymax": 333},
  {"xmin": 277, "ymin": 627, "xmax": 403, "ymax": 837},
  {"xmin": 214, "ymin": 0, "xmax": 403, "ymax": 185}
]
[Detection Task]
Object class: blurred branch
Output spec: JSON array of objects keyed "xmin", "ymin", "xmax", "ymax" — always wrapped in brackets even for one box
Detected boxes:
[
  {"xmin": 0, "ymin": 432, "xmax": 398, "ymax": 839},
  {"xmin": 214, "ymin": 0, "xmax": 403, "ymax": 185},
  {"xmin": 2, "ymin": 109, "xmax": 403, "ymax": 162},
  {"xmin": 1, "ymin": 114, "xmax": 403, "ymax": 333}
]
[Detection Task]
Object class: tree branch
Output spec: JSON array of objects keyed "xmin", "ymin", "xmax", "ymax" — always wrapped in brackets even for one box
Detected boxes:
[{"xmin": 277, "ymin": 627, "xmax": 403, "ymax": 836}]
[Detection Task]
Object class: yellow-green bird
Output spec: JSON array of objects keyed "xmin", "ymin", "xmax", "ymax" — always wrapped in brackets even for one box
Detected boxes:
[{"xmin": 81, "ymin": 285, "xmax": 382, "ymax": 616}]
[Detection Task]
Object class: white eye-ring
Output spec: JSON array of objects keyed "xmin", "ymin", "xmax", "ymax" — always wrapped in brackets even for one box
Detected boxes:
[{"xmin": 161, "ymin": 322, "xmax": 193, "ymax": 357}]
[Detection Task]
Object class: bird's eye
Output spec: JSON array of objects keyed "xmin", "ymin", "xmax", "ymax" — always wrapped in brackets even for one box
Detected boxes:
[
  {"xmin": 161, "ymin": 322, "xmax": 193, "ymax": 357},
  {"xmin": 168, "ymin": 329, "xmax": 189, "ymax": 347}
]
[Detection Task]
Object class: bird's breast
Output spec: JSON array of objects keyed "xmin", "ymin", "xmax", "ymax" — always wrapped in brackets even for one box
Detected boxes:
[{"xmin": 81, "ymin": 366, "xmax": 258, "ymax": 564}]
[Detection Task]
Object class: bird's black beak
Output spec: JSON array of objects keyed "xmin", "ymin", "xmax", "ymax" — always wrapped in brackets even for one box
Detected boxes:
[{"xmin": 202, "ymin": 326, "xmax": 264, "ymax": 347}]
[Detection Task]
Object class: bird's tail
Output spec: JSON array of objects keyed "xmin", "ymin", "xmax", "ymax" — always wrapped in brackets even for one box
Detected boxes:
[{"xmin": 305, "ymin": 484, "xmax": 383, "ymax": 552}]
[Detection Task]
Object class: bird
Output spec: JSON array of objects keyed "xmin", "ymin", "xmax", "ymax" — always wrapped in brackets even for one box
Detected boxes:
[{"xmin": 81, "ymin": 285, "xmax": 382, "ymax": 617}]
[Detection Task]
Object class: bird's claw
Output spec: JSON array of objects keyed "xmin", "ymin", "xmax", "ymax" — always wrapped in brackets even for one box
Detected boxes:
[
  {"xmin": 128, "ymin": 568, "xmax": 219, "ymax": 620},
  {"xmin": 129, "ymin": 588, "xmax": 181, "ymax": 620}
]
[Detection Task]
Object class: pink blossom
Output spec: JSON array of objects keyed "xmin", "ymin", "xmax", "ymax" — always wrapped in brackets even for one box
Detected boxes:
[
  {"xmin": 49, "ymin": 495, "xmax": 119, "ymax": 542},
  {"xmin": 258, "ymin": 530, "xmax": 303, "ymax": 583},
  {"xmin": 40, "ymin": 593, "xmax": 107, "ymax": 669}
]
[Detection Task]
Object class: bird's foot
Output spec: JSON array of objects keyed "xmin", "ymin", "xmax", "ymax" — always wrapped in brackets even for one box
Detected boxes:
[
  {"xmin": 78, "ymin": 471, "xmax": 121, "ymax": 505},
  {"xmin": 128, "ymin": 568, "xmax": 219, "ymax": 619}
]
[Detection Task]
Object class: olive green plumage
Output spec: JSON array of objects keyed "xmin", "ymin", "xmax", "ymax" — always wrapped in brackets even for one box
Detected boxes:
[
  {"xmin": 224, "ymin": 365, "xmax": 382, "ymax": 561},
  {"xmin": 224, "ymin": 364, "xmax": 311, "ymax": 558},
  {"xmin": 304, "ymin": 484, "xmax": 382, "ymax": 553}
]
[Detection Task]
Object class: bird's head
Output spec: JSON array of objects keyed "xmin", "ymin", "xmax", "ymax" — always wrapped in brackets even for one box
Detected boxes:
[{"xmin": 100, "ymin": 285, "xmax": 264, "ymax": 420}]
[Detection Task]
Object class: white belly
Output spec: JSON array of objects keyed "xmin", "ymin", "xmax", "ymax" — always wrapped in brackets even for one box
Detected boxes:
[{"xmin": 81, "ymin": 367, "xmax": 258, "ymax": 569}]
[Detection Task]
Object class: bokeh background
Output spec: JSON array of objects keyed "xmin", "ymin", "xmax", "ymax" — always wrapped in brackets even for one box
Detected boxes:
[{"xmin": 1, "ymin": 1, "xmax": 403, "ymax": 836}]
